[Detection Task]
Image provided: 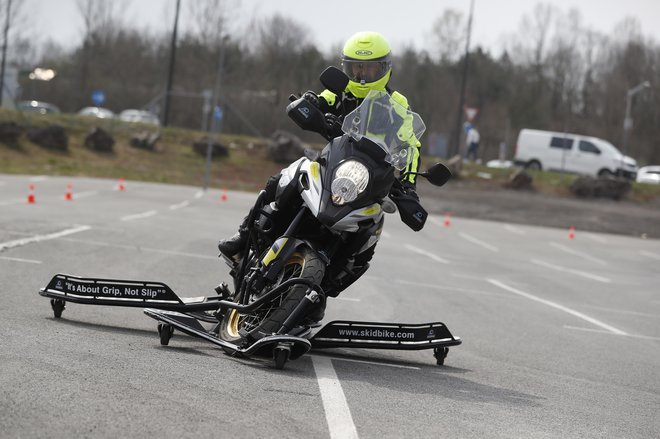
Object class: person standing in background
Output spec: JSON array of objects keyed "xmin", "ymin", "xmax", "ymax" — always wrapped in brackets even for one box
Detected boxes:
[{"xmin": 464, "ymin": 122, "xmax": 480, "ymax": 163}]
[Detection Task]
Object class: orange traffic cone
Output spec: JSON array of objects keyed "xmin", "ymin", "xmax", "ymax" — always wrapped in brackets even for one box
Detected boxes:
[
  {"xmin": 27, "ymin": 184, "xmax": 36, "ymax": 204},
  {"xmin": 220, "ymin": 188, "xmax": 228, "ymax": 202},
  {"xmin": 443, "ymin": 213, "xmax": 452, "ymax": 227},
  {"xmin": 65, "ymin": 183, "xmax": 73, "ymax": 200},
  {"xmin": 117, "ymin": 177, "xmax": 125, "ymax": 191},
  {"xmin": 568, "ymin": 226, "xmax": 576, "ymax": 240}
]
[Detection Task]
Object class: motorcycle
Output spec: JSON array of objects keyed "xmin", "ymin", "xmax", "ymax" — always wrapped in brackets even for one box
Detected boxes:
[{"xmin": 39, "ymin": 67, "xmax": 460, "ymax": 370}]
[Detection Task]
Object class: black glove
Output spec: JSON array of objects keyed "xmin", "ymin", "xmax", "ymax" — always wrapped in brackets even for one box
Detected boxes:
[
  {"xmin": 324, "ymin": 113, "xmax": 343, "ymax": 138},
  {"xmin": 400, "ymin": 181, "xmax": 419, "ymax": 201},
  {"xmin": 301, "ymin": 91, "xmax": 319, "ymax": 108}
]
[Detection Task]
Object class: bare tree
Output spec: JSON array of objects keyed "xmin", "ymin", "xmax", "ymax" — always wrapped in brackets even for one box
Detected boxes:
[
  {"xmin": 187, "ymin": 0, "xmax": 237, "ymax": 49},
  {"xmin": 429, "ymin": 9, "xmax": 466, "ymax": 63},
  {"xmin": 76, "ymin": 0, "xmax": 126, "ymax": 45}
]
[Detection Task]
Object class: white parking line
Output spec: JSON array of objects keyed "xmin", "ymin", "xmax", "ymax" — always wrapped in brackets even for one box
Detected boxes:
[
  {"xmin": 121, "ymin": 210, "xmax": 158, "ymax": 221},
  {"xmin": 0, "ymin": 199, "xmax": 25, "ymax": 206},
  {"xmin": 584, "ymin": 233, "xmax": 608, "ymax": 244},
  {"xmin": 504, "ymin": 224, "xmax": 526, "ymax": 235},
  {"xmin": 380, "ymin": 231, "xmax": 392, "ymax": 239},
  {"xmin": 405, "ymin": 244, "xmax": 450, "ymax": 264},
  {"xmin": 488, "ymin": 279, "xmax": 627, "ymax": 335},
  {"xmin": 312, "ymin": 355, "xmax": 359, "ymax": 439},
  {"xmin": 531, "ymin": 259, "xmax": 611, "ymax": 283},
  {"xmin": 61, "ymin": 237, "xmax": 218, "ymax": 260},
  {"xmin": 194, "ymin": 191, "xmax": 204, "ymax": 199},
  {"xmin": 169, "ymin": 201, "xmax": 190, "ymax": 210},
  {"xmin": 0, "ymin": 225, "xmax": 92, "ymax": 252},
  {"xmin": 459, "ymin": 232, "xmax": 499, "ymax": 252},
  {"xmin": 29, "ymin": 176, "xmax": 48, "ymax": 182},
  {"xmin": 73, "ymin": 191, "xmax": 98, "ymax": 199},
  {"xmin": 550, "ymin": 242, "xmax": 607, "ymax": 266},
  {"xmin": 395, "ymin": 278, "xmax": 513, "ymax": 298},
  {"xmin": 563, "ymin": 326, "xmax": 660, "ymax": 341},
  {"xmin": 0, "ymin": 256, "xmax": 42, "ymax": 264},
  {"xmin": 640, "ymin": 250, "xmax": 660, "ymax": 261},
  {"xmin": 335, "ymin": 297, "xmax": 361, "ymax": 302}
]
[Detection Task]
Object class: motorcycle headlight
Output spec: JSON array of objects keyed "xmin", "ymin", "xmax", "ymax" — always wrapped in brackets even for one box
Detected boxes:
[{"xmin": 331, "ymin": 160, "xmax": 369, "ymax": 205}]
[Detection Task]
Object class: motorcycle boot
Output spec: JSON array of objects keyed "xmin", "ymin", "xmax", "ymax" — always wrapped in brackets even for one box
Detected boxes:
[{"xmin": 218, "ymin": 216, "xmax": 249, "ymax": 260}]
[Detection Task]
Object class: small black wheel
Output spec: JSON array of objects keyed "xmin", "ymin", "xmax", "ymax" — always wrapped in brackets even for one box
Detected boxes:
[
  {"xmin": 525, "ymin": 160, "xmax": 542, "ymax": 171},
  {"xmin": 434, "ymin": 347, "xmax": 449, "ymax": 366},
  {"xmin": 50, "ymin": 299, "xmax": 66, "ymax": 318},
  {"xmin": 158, "ymin": 323, "xmax": 174, "ymax": 346},
  {"xmin": 273, "ymin": 346, "xmax": 290, "ymax": 370}
]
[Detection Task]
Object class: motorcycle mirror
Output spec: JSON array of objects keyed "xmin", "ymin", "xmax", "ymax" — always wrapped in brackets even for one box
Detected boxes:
[
  {"xmin": 422, "ymin": 163, "xmax": 452, "ymax": 187},
  {"xmin": 320, "ymin": 66, "xmax": 349, "ymax": 95}
]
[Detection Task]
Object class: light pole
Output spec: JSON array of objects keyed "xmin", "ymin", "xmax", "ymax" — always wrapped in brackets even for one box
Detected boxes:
[
  {"xmin": 0, "ymin": 0, "xmax": 12, "ymax": 106},
  {"xmin": 162, "ymin": 0, "xmax": 181, "ymax": 127},
  {"xmin": 621, "ymin": 80, "xmax": 650, "ymax": 173},
  {"xmin": 203, "ymin": 35, "xmax": 229, "ymax": 191},
  {"xmin": 450, "ymin": 0, "xmax": 475, "ymax": 158}
]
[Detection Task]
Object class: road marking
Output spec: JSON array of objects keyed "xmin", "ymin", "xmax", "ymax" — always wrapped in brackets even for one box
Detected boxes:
[
  {"xmin": 395, "ymin": 278, "xmax": 513, "ymax": 298},
  {"xmin": 504, "ymin": 224, "xmax": 526, "ymax": 235},
  {"xmin": 581, "ymin": 304, "xmax": 659, "ymax": 318},
  {"xmin": 73, "ymin": 191, "xmax": 98, "ymax": 199},
  {"xmin": 0, "ymin": 198, "xmax": 25, "ymax": 206},
  {"xmin": 169, "ymin": 200, "xmax": 190, "ymax": 210},
  {"xmin": 584, "ymin": 233, "xmax": 608, "ymax": 244},
  {"xmin": 0, "ymin": 256, "xmax": 42, "ymax": 264},
  {"xmin": 640, "ymin": 250, "xmax": 660, "ymax": 261},
  {"xmin": 380, "ymin": 231, "xmax": 392, "ymax": 239},
  {"xmin": 29, "ymin": 176, "xmax": 48, "ymax": 182},
  {"xmin": 0, "ymin": 225, "xmax": 92, "ymax": 252},
  {"xmin": 121, "ymin": 210, "xmax": 158, "ymax": 221},
  {"xmin": 531, "ymin": 259, "xmax": 611, "ymax": 283},
  {"xmin": 563, "ymin": 326, "xmax": 660, "ymax": 341},
  {"xmin": 488, "ymin": 279, "xmax": 627, "ymax": 335},
  {"xmin": 550, "ymin": 242, "xmax": 607, "ymax": 265},
  {"xmin": 312, "ymin": 355, "xmax": 359, "ymax": 439},
  {"xmin": 405, "ymin": 244, "xmax": 450, "ymax": 264},
  {"xmin": 334, "ymin": 297, "xmax": 361, "ymax": 302},
  {"xmin": 328, "ymin": 356, "xmax": 420, "ymax": 370},
  {"xmin": 194, "ymin": 191, "xmax": 204, "ymax": 199},
  {"xmin": 61, "ymin": 237, "xmax": 218, "ymax": 259},
  {"xmin": 459, "ymin": 232, "xmax": 499, "ymax": 252}
]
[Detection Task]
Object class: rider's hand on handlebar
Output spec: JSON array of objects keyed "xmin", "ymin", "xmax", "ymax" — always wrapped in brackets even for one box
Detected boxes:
[
  {"xmin": 302, "ymin": 91, "xmax": 319, "ymax": 108},
  {"xmin": 400, "ymin": 181, "xmax": 419, "ymax": 201}
]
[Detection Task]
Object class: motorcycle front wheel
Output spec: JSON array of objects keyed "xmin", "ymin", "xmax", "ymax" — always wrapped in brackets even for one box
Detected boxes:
[{"xmin": 217, "ymin": 247, "xmax": 325, "ymax": 345}]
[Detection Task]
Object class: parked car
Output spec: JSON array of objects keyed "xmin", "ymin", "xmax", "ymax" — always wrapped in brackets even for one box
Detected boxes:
[
  {"xmin": 118, "ymin": 109, "xmax": 160, "ymax": 126},
  {"xmin": 17, "ymin": 100, "xmax": 60, "ymax": 115},
  {"xmin": 636, "ymin": 166, "xmax": 660, "ymax": 185},
  {"xmin": 514, "ymin": 129, "xmax": 637, "ymax": 180},
  {"xmin": 78, "ymin": 106, "xmax": 116, "ymax": 119}
]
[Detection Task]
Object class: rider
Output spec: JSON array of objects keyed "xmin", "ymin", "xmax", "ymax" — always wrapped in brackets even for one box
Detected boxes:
[{"xmin": 218, "ymin": 31, "xmax": 422, "ymax": 292}]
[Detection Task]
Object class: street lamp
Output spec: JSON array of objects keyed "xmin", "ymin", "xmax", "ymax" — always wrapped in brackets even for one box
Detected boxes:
[{"xmin": 621, "ymin": 80, "xmax": 650, "ymax": 170}]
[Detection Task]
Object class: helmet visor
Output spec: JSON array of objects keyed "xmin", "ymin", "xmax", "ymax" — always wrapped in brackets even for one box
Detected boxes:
[{"xmin": 342, "ymin": 58, "xmax": 391, "ymax": 83}]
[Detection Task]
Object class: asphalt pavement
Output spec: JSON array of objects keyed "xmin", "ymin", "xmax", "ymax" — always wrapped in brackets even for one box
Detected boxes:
[{"xmin": 1, "ymin": 174, "xmax": 658, "ymax": 438}]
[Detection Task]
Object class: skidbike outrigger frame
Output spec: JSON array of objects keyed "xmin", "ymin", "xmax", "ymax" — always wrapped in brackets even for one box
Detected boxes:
[{"xmin": 39, "ymin": 273, "xmax": 461, "ymax": 369}]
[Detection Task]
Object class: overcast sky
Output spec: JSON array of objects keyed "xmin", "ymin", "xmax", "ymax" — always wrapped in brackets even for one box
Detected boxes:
[{"xmin": 28, "ymin": 0, "xmax": 660, "ymax": 56}]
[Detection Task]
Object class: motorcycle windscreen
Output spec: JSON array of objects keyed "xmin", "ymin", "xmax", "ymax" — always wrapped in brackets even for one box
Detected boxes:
[{"xmin": 341, "ymin": 90, "xmax": 425, "ymax": 170}]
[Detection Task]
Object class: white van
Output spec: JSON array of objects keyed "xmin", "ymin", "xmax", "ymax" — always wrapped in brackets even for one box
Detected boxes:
[{"xmin": 514, "ymin": 129, "xmax": 637, "ymax": 179}]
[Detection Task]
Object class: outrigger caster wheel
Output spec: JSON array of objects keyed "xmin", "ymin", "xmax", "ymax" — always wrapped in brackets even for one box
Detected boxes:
[
  {"xmin": 50, "ymin": 299, "xmax": 66, "ymax": 318},
  {"xmin": 273, "ymin": 344, "xmax": 291, "ymax": 370},
  {"xmin": 433, "ymin": 347, "xmax": 449, "ymax": 366},
  {"xmin": 157, "ymin": 323, "xmax": 174, "ymax": 346}
]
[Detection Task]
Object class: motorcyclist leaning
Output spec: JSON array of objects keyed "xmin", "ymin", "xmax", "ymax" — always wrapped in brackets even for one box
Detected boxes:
[{"xmin": 218, "ymin": 31, "xmax": 423, "ymax": 300}]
